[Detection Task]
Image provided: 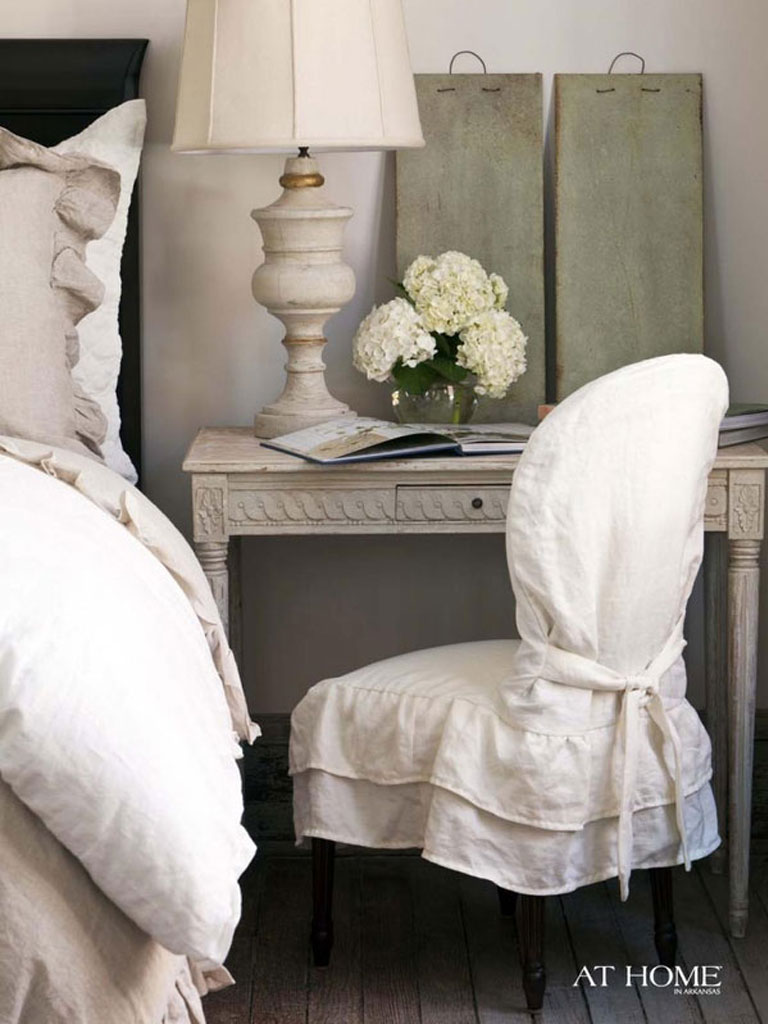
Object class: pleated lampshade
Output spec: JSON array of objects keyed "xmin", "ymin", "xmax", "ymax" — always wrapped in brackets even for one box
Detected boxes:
[{"xmin": 172, "ymin": 0, "xmax": 424, "ymax": 153}]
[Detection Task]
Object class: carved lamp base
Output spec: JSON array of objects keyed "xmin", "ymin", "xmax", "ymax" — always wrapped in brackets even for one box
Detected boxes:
[{"xmin": 251, "ymin": 154, "xmax": 357, "ymax": 439}]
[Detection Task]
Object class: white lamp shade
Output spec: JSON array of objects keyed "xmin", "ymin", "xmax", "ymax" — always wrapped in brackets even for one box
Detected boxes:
[{"xmin": 172, "ymin": 0, "xmax": 425, "ymax": 153}]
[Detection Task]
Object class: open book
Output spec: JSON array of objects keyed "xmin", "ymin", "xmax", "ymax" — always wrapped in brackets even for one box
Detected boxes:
[{"xmin": 263, "ymin": 417, "xmax": 534, "ymax": 465}]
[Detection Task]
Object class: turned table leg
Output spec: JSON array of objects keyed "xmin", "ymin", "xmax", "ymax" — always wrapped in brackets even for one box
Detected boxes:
[
  {"xmin": 195, "ymin": 539, "xmax": 230, "ymax": 637},
  {"xmin": 704, "ymin": 532, "xmax": 728, "ymax": 875},
  {"xmin": 727, "ymin": 537, "xmax": 760, "ymax": 938}
]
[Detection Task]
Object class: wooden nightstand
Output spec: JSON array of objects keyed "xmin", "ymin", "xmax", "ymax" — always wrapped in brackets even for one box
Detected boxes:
[{"xmin": 184, "ymin": 427, "xmax": 768, "ymax": 938}]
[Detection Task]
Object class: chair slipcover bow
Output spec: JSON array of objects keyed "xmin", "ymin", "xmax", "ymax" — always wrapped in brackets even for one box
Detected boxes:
[{"xmin": 541, "ymin": 617, "xmax": 689, "ymax": 898}]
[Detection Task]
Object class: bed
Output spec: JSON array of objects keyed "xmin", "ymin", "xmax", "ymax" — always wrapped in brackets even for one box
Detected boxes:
[{"xmin": 0, "ymin": 40, "xmax": 256, "ymax": 1024}]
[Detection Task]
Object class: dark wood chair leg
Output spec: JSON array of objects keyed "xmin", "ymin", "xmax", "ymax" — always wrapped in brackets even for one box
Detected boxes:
[
  {"xmin": 497, "ymin": 885, "xmax": 518, "ymax": 918},
  {"xmin": 311, "ymin": 838, "xmax": 335, "ymax": 967},
  {"xmin": 519, "ymin": 895, "xmax": 546, "ymax": 1011},
  {"xmin": 650, "ymin": 867, "xmax": 677, "ymax": 968}
]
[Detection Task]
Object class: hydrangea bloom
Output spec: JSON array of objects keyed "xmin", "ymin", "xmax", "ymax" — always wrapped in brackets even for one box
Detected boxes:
[
  {"xmin": 403, "ymin": 251, "xmax": 500, "ymax": 335},
  {"xmin": 489, "ymin": 273, "xmax": 509, "ymax": 310},
  {"xmin": 457, "ymin": 310, "xmax": 527, "ymax": 399},
  {"xmin": 352, "ymin": 298, "xmax": 436, "ymax": 382}
]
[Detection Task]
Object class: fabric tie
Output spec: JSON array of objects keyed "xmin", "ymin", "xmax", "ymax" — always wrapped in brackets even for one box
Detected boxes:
[{"xmin": 541, "ymin": 618, "xmax": 690, "ymax": 900}]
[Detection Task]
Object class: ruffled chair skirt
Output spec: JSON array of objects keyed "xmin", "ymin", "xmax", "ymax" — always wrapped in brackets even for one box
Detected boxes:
[
  {"xmin": 290, "ymin": 639, "xmax": 720, "ymax": 895},
  {"xmin": 293, "ymin": 770, "xmax": 719, "ymax": 895}
]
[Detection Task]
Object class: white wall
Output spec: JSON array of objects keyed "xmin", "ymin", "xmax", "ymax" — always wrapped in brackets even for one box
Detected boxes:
[{"xmin": 3, "ymin": 0, "xmax": 768, "ymax": 710}]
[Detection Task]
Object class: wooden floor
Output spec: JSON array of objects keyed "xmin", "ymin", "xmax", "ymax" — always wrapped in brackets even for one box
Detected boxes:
[{"xmin": 204, "ymin": 846, "xmax": 768, "ymax": 1024}]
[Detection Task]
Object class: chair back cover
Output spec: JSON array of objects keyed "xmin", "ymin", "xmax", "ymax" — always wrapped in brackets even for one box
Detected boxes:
[
  {"xmin": 506, "ymin": 354, "xmax": 727, "ymax": 686},
  {"xmin": 505, "ymin": 355, "xmax": 727, "ymax": 895}
]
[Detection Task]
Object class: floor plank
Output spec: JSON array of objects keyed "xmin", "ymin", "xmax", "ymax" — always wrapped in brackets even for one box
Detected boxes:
[
  {"xmin": 405, "ymin": 858, "xmax": 478, "ymax": 1024},
  {"xmin": 308, "ymin": 856, "xmax": 364, "ymax": 1024},
  {"xmin": 202, "ymin": 858, "xmax": 265, "ymax": 1023},
  {"xmin": 249, "ymin": 857, "xmax": 310, "ymax": 1024},
  {"xmin": 361, "ymin": 858, "xmax": 422, "ymax": 1024},
  {"xmin": 459, "ymin": 875, "xmax": 532, "ymax": 1024},
  {"xmin": 698, "ymin": 864, "xmax": 768, "ymax": 1022},
  {"xmin": 561, "ymin": 882, "xmax": 646, "ymax": 1024},
  {"xmin": 539, "ymin": 897, "xmax": 592, "ymax": 1024},
  {"xmin": 605, "ymin": 871, "xmax": 703, "ymax": 1023},
  {"xmin": 203, "ymin": 853, "xmax": 768, "ymax": 1024},
  {"xmin": 673, "ymin": 865, "xmax": 759, "ymax": 1024},
  {"xmin": 202, "ymin": 937, "xmax": 255, "ymax": 1024}
]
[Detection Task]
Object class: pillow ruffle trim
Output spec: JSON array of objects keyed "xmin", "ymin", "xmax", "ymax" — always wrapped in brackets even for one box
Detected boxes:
[{"xmin": 0, "ymin": 127, "xmax": 120, "ymax": 456}]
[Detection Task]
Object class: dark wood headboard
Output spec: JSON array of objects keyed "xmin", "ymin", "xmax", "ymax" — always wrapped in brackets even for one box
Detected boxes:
[{"xmin": 0, "ymin": 39, "xmax": 148, "ymax": 478}]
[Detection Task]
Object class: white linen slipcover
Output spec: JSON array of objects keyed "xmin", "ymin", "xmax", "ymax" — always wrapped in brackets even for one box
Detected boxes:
[
  {"xmin": 290, "ymin": 354, "xmax": 728, "ymax": 897},
  {"xmin": 0, "ymin": 437, "xmax": 258, "ymax": 969}
]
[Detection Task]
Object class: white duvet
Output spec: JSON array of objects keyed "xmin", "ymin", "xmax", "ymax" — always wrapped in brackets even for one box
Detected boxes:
[{"xmin": 0, "ymin": 437, "xmax": 258, "ymax": 967}]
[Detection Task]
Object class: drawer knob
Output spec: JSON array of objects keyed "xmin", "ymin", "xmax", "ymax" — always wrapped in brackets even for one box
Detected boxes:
[{"xmin": 471, "ymin": 497, "xmax": 484, "ymax": 510}]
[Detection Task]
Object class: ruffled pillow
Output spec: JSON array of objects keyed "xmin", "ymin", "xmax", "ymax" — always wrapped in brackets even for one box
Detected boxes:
[{"xmin": 0, "ymin": 127, "xmax": 120, "ymax": 456}]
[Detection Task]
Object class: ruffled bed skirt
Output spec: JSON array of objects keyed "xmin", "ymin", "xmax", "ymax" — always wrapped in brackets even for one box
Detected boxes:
[{"xmin": 293, "ymin": 770, "xmax": 719, "ymax": 896}]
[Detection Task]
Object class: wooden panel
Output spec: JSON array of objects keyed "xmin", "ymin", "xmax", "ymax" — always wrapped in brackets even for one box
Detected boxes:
[
  {"xmin": 396, "ymin": 74, "xmax": 545, "ymax": 424},
  {"xmin": 555, "ymin": 74, "xmax": 703, "ymax": 399}
]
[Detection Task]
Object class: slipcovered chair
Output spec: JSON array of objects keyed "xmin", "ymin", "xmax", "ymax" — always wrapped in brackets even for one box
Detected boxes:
[{"xmin": 290, "ymin": 354, "xmax": 727, "ymax": 1010}]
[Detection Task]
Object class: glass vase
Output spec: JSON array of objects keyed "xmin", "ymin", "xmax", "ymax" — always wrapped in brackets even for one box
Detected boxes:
[{"xmin": 391, "ymin": 380, "xmax": 477, "ymax": 425}]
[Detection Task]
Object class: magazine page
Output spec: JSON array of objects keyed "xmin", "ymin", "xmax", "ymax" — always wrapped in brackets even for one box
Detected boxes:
[
  {"xmin": 266, "ymin": 417, "xmax": 440, "ymax": 462},
  {"xmin": 438, "ymin": 423, "xmax": 535, "ymax": 451}
]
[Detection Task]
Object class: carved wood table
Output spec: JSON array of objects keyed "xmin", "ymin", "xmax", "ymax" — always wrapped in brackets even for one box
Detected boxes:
[{"xmin": 183, "ymin": 428, "xmax": 768, "ymax": 938}]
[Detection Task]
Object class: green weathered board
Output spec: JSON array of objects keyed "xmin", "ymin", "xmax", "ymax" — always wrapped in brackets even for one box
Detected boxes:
[
  {"xmin": 555, "ymin": 73, "xmax": 703, "ymax": 399},
  {"xmin": 396, "ymin": 74, "xmax": 545, "ymax": 423}
]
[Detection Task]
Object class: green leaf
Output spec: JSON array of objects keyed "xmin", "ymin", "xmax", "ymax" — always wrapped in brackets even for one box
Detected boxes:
[
  {"xmin": 387, "ymin": 279, "xmax": 413, "ymax": 303},
  {"xmin": 434, "ymin": 332, "xmax": 453, "ymax": 357},
  {"xmin": 391, "ymin": 360, "xmax": 439, "ymax": 395},
  {"xmin": 430, "ymin": 356, "xmax": 469, "ymax": 383}
]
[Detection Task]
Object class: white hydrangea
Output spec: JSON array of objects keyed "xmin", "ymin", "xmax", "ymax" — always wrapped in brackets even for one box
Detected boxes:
[
  {"xmin": 352, "ymin": 298, "xmax": 436, "ymax": 382},
  {"xmin": 457, "ymin": 310, "xmax": 528, "ymax": 399},
  {"xmin": 403, "ymin": 251, "xmax": 500, "ymax": 335},
  {"xmin": 489, "ymin": 273, "xmax": 509, "ymax": 310}
]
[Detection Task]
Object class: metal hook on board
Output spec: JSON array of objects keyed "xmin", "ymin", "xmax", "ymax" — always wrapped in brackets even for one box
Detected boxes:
[
  {"xmin": 608, "ymin": 51, "xmax": 646, "ymax": 74},
  {"xmin": 448, "ymin": 50, "xmax": 487, "ymax": 74},
  {"xmin": 441, "ymin": 50, "xmax": 500, "ymax": 92}
]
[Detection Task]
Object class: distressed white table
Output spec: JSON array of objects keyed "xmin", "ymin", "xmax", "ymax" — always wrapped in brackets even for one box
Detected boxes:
[{"xmin": 184, "ymin": 428, "xmax": 768, "ymax": 938}]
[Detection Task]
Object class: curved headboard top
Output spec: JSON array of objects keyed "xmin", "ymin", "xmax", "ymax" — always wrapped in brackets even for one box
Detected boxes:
[{"xmin": 0, "ymin": 38, "xmax": 148, "ymax": 479}]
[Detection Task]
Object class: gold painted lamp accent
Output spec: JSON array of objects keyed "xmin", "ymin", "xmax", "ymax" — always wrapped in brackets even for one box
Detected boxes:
[{"xmin": 172, "ymin": 0, "xmax": 424, "ymax": 437}]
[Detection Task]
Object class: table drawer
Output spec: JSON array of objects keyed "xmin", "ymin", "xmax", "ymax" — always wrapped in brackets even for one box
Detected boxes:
[{"xmin": 396, "ymin": 485, "xmax": 510, "ymax": 523}]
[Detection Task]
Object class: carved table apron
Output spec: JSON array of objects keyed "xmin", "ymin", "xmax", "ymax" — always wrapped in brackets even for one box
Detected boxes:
[{"xmin": 184, "ymin": 428, "xmax": 768, "ymax": 938}]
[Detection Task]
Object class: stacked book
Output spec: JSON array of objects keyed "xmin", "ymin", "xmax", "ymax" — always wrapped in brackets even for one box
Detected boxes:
[{"xmin": 719, "ymin": 404, "xmax": 768, "ymax": 448}]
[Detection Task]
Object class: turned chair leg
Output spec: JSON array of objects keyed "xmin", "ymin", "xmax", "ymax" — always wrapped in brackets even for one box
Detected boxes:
[
  {"xmin": 497, "ymin": 885, "xmax": 518, "ymax": 918},
  {"xmin": 650, "ymin": 867, "xmax": 677, "ymax": 968},
  {"xmin": 519, "ymin": 895, "xmax": 546, "ymax": 1011},
  {"xmin": 311, "ymin": 838, "xmax": 335, "ymax": 967}
]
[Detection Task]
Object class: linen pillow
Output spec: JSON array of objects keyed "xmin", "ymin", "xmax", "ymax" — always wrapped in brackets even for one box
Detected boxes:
[
  {"xmin": 54, "ymin": 100, "xmax": 147, "ymax": 483},
  {"xmin": 0, "ymin": 129, "xmax": 120, "ymax": 456}
]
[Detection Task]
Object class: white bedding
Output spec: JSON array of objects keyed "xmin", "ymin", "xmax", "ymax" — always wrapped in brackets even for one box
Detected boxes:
[{"xmin": 0, "ymin": 437, "xmax": 258, "ymax": 968}]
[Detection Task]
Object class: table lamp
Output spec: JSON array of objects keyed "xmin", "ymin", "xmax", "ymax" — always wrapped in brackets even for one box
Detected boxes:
[{"xmin": 172, "ymin": 0, "xmax": 424, "ymax": 437}]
